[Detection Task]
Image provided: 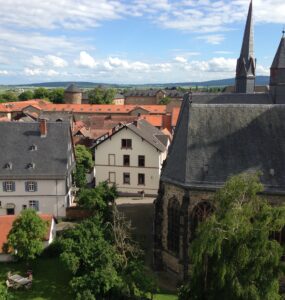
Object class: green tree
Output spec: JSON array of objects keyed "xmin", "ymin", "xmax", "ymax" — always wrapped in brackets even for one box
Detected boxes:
[
  {"xmin": 159, "ymin": 96, "xmax": 171, "ymax": 105},
  {"xmin": 77, "ymin": 182, "xmax": 117, "ymax": 221},
  {"xmin": 1, "ymin": 91, "xmax": 18, "ymax": 102},
  {"xmin": 49, "ymin": 88, "xmax": 64, "ymax": 103},
  {"xmin": 87, "ymin": 87, "xmax": 116, "ymax": 104},
  {"xmin": 7, "ymin": 209, "xmax": 48, "ymax": 263},
  {"xmin": 179, "ymin": 173, "xmax": 285, "ymax": 300},
  {"xmin": 74, "ymin": 145, "xmax": 93, "ymax": 189},
  {"xmin": 74, "ymin": 164, "xmax": 87, "ymax": 189},
  {"xmin": 75, "ymin": 145, "xmax": 93, "ymax": 170},
  {"xmin": 18, "ymin": 90, "xmax": 34, "ymax": 101},
  {"xmin": 33, "ymin": 87, "xmax": 50, "ymax": 99},
  {"xmin": 60, "ymin": 210, "xmax": 155, "ymax": 299},
  {"xmin": 77, "ymin": 188, "xmax": 107, "ymax": 212},
  {"xmin": 0, "ymin": 285, "xmax": 9, "ymax": 300},
  {"xmin": 60, "ymin": 216, "xmax": 122, "ymax": 299}
]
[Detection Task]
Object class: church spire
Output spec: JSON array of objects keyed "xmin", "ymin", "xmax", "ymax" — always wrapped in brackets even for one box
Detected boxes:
[
  {"xmin": 269, "ymin": 31, "xmax": 285, "ymax": 103},
  {"xmin": 240, "ymin": 0, "xmax": 254, "ymax": 60},
  {"xmin": 235, "ymin": 0, "xmax": 256, "ymax": 93}
]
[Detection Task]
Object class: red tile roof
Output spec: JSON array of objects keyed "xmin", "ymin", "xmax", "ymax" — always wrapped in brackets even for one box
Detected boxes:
[
  {"xmin": 140, "ymin": 115, "xmax": 163, "ymax": 127},
  {"xmin": 0, "ymin": 214, "xmax": 53, "ymax": 253},
  {"xmin": 0, "ymin": 100, "xmax": 167, "ymax": 115},
  {"xmin": 172, "ymin": 107, "xmax": 180, "ymax": 127},
  {"xmin": 0, "ymin": 100, "xmax": 47, "ymax": 113}
]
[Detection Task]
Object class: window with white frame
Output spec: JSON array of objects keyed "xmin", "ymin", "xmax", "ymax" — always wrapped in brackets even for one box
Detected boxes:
[
  {"xmin": 29, "ymin": 200, "xmax": 39, "ymax": 211},
  {"xmin": 25, "ymin": 181, "xmax": 38, "ymax": 192},
  {"xmin": 3, "ymin": 181, "xmax": 15, "ymax": 192}
]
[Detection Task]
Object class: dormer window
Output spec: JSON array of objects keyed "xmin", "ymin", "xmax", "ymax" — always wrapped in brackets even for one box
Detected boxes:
[
  {"xmin": 30, "ymin": 144, "xmax": 37, "ymax": 151},
  {"xmin": 5, "ymin": 162, "xmax": 12, "ymax": 170},
  {"xmin": 27, "ymin": 163, "xmax": 35, "ymax": 169}
]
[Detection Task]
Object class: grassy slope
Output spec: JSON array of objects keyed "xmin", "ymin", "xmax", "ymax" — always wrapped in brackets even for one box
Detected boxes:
[
  {"xmin": 0, "ymin": 258, "xmax": 72, "ymax": 300},
  {"xmin": 0, "ymin": 258, "xmax": 178, "ymax": 300},
  {"xmin": 154, "ymin": 294, "xmax": 178, "ymax": 300}
]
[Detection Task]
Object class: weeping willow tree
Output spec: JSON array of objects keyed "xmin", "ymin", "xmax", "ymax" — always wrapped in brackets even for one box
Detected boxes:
[{"xmin": 179, "ymin": 173, "xmax": 285, "ymax": 300}]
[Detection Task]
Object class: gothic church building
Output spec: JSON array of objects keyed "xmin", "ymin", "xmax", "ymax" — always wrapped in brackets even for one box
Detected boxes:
[{"xmin": 154, "ymin": 0, "xmax": 285, "ymax": 279}]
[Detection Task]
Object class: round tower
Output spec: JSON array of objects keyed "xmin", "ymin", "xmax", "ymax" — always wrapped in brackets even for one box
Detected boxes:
[{"xmin": 64, "ymin": 84, "xmax": 82, "ymax": 104}]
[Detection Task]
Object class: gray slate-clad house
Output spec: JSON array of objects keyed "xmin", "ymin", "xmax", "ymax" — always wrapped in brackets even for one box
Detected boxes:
[
  {"xmin": 154, "ymin": 0, "xmax": 285, "ymax": 279},
  {"xmin": 0, "ymin": 120, "xmax": 75, "ymax": 217}
]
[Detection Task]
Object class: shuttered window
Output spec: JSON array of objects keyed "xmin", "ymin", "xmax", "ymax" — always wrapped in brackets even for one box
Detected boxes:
[
  {"xmin": 25, "ymin": 181, "xmax": 38, "ymax": 192},
  {"xmin": 2, "ymin": 181, "xmax": 15, "ymax": 192}
]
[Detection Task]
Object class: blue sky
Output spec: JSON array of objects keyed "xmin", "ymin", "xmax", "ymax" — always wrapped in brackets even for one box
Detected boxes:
[{"xmin": 0, "ymin": 0, "xmax": 284, "ymax": 84}]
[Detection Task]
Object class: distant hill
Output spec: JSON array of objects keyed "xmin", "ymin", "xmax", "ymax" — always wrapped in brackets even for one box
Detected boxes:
[{"xmin": 1, "ymin": 76, "xmax": 270, "ymax": 89}]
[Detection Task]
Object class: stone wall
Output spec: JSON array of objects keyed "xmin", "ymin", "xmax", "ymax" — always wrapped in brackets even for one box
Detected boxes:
[
  {"xmin": 154, "ymin": 183, "xmax": 218, "ymax": 279},
  {"xmin": 64, "ymin": 92, "xmax": 82, "ymax": 104},
  {"xmin": 117, "ymin": 201, "xmax": 154, "ymax": 266},
  {"xmin": 154, "ymin": 181, "xmax": 285, "ymax": 280},
  {"xmin": 125, "ymin": 96, "xmax": 157, "ymax": 105}
]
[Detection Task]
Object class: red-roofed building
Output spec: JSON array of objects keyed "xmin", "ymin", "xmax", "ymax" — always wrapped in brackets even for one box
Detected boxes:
[
  {"xmin": 0, "ymin": 214, "xmax": 56, "ymax": 261},
  {"xmin": 171, "ymin": 107, "xmax": 180, "ymax": 131}
]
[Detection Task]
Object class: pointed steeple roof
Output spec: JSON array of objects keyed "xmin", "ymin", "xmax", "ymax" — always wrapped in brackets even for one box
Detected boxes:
[
  {"xmin": 271, "ymin": 35, "xmax": 285, "ymax": 69},
  {"xmin": 240, "ymin": 0, "xmax": 254, "ymax": 60}
]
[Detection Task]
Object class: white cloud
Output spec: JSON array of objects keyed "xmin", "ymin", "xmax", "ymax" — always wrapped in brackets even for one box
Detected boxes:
[
  {"xmin": 46, "ymin": 55, "xmax": 68, "ymax": 68},
  {"xmin": 131, "ymin": 0, "xmax": 285, "ymax": 34},
  {"xmin": 30, "ymin": 55, "xmax": 68, "ymax": 68},
  {"xmin": 24, "ymin": 68, "xmax": 60, "ymax": 77},
  {"xmin": 47, "ymin": 69, "xmax": 60, "ymax": 77},
  {"xmin": 24, "ymin": 68, "xmax": 42, "ymax": 76},
  {"xmin": 0, "ymin": 0, "xmax": 284, "ymax": 35},
  {"xmin": 0, "ymin": 29, "xmax": 77, "ymax": 53},
  {"xmin": 197, "ymin": 35, "xmax": 225, "ymax": 45},
  {"xmin": 75, "ymin": 51, "xmax": 98, "ymax": 69},
  {"xmin": 0, "ymin": 0, "xmax": 126, "ymax": 30},
  {"xmin": 30, "ymin": 56, "xmax": 45, "ymax": 67},
  {"xmin": 0, "ymin": 70, "xmax": 8, "ymax": 75},
  {"xmin": 256, "ymin": 65, "xmax": 270, "ymax": 76},
  {"xmin": 215, "ymin": 51, "xmax": 233, "ymax": 55},
  {"xmin": 174, "ymin": 56, "xmax": 187, "ymax": 63},
  {"xmin": 107, "ymin": 57, "xmax": 150, "ymax": 71}
]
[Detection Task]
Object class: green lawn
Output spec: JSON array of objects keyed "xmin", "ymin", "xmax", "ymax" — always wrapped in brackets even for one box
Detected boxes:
[
  {"xmin": 154, "ymin": 294, "xmax": 178, "ymax": 300},
  {"xmin": 0, "ymin": 257, "xmax": 178, "ymax": 300},
  {"xmin": 0, "ymin": 258, "xmax": 72, "ymax": 300}
]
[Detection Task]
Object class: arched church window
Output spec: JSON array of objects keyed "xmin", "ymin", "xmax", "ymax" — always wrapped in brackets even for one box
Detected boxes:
[
  {"xmin": 191, "ymin": 201, "xmax": 214, "ymax": 237},
  {"xmin": 167, "ymin": 198, "xmax": 180, "ymax": 255}
]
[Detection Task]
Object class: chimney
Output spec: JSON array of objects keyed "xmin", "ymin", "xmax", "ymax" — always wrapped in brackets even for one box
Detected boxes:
[{"xmin": 39, "ymin": 119, "xmax": 47, "ymax": 138}]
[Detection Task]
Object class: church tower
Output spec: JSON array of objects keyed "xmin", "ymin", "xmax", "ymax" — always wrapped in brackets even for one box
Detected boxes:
[
  {"xmin": 270, "ymin": 31, "xmax": 285, "ymax": 103},
  {"xmin": 235, "ymin": 0, "xmax": 256, "ymax": 93}
]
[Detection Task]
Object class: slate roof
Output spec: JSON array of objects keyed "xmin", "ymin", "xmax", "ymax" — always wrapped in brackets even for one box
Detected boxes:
[
  {"xmin": 0, "ymin": 122, "xmax": 74, "ymax": 179},
  {"xmin": 125, "ymin": 89, "xmax": 184, "ymax": 98},
  {"xmin": 95, "ymin": 119, "xmax": 168, "ymax": 152},
  {"xmin": 271, "ymin": 37, "xmax": 285, "ymax": 69},
  {"xmin": 191, "ymin": 93, "xmax": 272, "ymax": 104},
  {"xmin": 127, "ymin": 120, "xmax": 168, "ymax": 151},
  {"xmin": 240, "ymin": 0, "xmax": 254, "ymax": 60},
  {"xmin": 65, "ymin": 84, "xmax": 82, "ymax": 93},
  {"xmin": 161, "ymin": 94, "xmax": 285, "ymax": 193}
]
